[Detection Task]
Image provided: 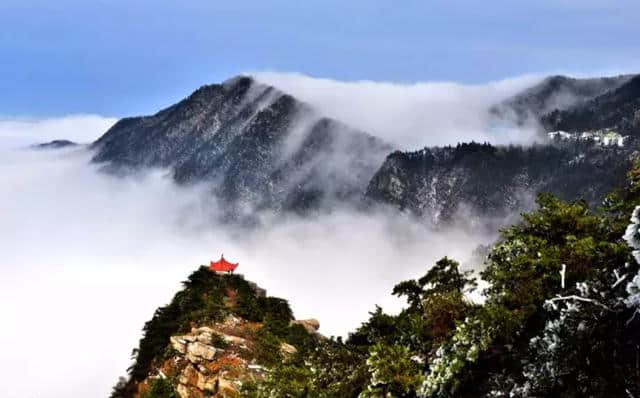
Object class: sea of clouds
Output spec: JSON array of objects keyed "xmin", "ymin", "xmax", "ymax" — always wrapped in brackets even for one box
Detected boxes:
[
  {"xmin": 254, "ymin": 72, "xmax": 546, "ymax": 149},
  {"xmin": 0, "ymin": 73, "xmax": 541, "ymax": 397}
]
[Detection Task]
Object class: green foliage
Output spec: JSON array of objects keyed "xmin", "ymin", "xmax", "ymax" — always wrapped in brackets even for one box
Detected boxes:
[
  {"xmin": 140, "ymin": 378, "xmax": 178, "ymax": 398},
  {"xmin": 417, "ymin": 257, "xmax": 477, "ymax": 298},
  {"xmin": 253, "ymin": 328, "xmax": 283, "ymax": 367},
  {"xmin": 360, "ymin": 342, "xmax": 423, "ymax": 398},
  {"xmin": 209, "ymin": 331, "xmax": 231, "ymax": 350},
  {"xmin": 256, "ymin": 362, "xmax": 313, "ymax": 397},
  {"xmin": 347, "ymin": 306, "xmax": 403, "ymax": 347},
  {"xmin": 283, "ymin": 323, "xmax": 317, "ymax": 355},
  {"xmin": 126, "ymin": 267, "xmax": 295, "ymax": 384},
  {"xmin": 122, "ymin": 159, "xmax": 640, "ymax": 398},
  {"xmin": 483, "ymin": 192, "xmax": 630, "ymax": 322},
  {"xmin": 254, "ymin": 338, "xmax": 369, "ymax": 398},
  {"xmin": 261, "ymin": 296, "xmax": 295, "ymax": 336}
]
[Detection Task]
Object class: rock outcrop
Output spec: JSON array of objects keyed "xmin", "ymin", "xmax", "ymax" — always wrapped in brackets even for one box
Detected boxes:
[
  {"xmin": 134, "ymin": 314, "xmax": 321, "ymax": 398},
  {"xmin": 111, "ymin": 267, "xmax": 322, "ymax": 398},
  {"xmin": 290, "ymin": 318, "xmax": 320, "ymax": 335},
  {"xmin": 136, "ymin": 315, "xmax": 263, "ymax": 398}
]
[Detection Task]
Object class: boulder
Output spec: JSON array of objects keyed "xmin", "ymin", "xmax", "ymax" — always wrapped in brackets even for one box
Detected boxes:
[
  {"xmin": 291, "ymin": 318, "xmax": 320, "ymax": 334},
  {"xmin": 221, "ymin": 333, "xmax": 247, "ymax": 346},
  {"xmin": 196, "ymin": 332, "xmax": 213, "ymax": 345},
  {"xmin": 280, "ymin": 342, "xmax": 298, "ymax": 356},
  {"xmin": 170, "ymin": 336, "xmax": 188, "ymax": 354},
  {"xmin": 187, "ymin": 342, "xmax": 217, "ymax": 361}
]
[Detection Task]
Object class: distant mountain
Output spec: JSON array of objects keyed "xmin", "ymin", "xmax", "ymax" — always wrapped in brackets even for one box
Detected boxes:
[
  {"xmin": 92, "ymin": 72, "xmax": 640, "ymax": 225},
  {"xmin": 363, "ymin": 72, "xmax": 640, "ymax": 225},
  {"xmin": 91, "ymin": 76, "xmax": 392, "ymax": 216},
  {"xmin": 492, "ymin": 74, "xmax": 634, "ymax": 125},
  {"xmin": 31, "ymin": 139, "xmax": 78, "ymax": 149},
  {"xmin": 365, "ymin": 141, "xmax": 636, "ymax": 225},
  {"xmin": 542, "ymin": 75, "xmax": 640, "ymax": 136}
]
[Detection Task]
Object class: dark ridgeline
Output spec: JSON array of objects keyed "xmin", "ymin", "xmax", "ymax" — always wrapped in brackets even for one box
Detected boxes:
[
  {"xmin": 542, "ymin": 75, "xmax": 640, "ymax": 135},
  {"xmin": 91, "ymin": 76, "xmax": 393, "ymax": 218},
  {"xmin": 368, "ymin": 73, "xmax": 640, "ymax": 225},
  {"xmin": 366, "ymin": 141, "xmax": 634, "ymax": 225},
  {"xmin": 490, "ymin": 74, "xmax": 634, "ymax": 125},
  {"xmin": 31, "ymin": 139, "xmax": 78, "ymax": 149},
  {"xmin": 92, "ymin": 73, "xmax": 640, "ymax": 226}
]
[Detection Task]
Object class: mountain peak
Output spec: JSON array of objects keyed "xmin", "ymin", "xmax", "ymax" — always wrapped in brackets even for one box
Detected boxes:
[
  {"xmin": 91, "ymin": 76, "xmax": 393, "ymax": 218},
  {"xmin": 110, "ymin": 266, "xmax": 322, "ymax": 398}
]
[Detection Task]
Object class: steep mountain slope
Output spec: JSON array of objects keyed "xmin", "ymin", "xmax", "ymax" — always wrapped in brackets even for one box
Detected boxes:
[
  {"xmin": 366, "ymin": 73, "xmax": 640, "ymax": 225},
  {"xmin": 91, "ymin": 76, "xmax": 392, "ymax": 216},
  {"xmin": 92, "ymin": 72, "xmax": 640, "ymax": 225},
  {"xmin": 366, "ymin": 141, "xmax": 636, "ymax": 225},
  {"xmin": 111, "ymin": 266, "xmax": 323, "ymax": 398},
  {"xmin": 491, "ymin": 74, "xmax": 633, "ymax": 125},
  {"xmin": 542, "ymin": 74, "xmax": 640, "ymax": 135}
]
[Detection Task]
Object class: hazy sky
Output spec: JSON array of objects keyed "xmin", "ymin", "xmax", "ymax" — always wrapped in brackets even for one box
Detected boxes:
[{"xmin": 2, "ymin": 0, "xmax": 639, "ymax": 117}]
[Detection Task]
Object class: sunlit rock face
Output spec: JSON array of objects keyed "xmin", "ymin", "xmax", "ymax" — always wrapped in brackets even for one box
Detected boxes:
[{"xmin": 91, "ymin": 76, "xmax": 392, "ymax": 217}]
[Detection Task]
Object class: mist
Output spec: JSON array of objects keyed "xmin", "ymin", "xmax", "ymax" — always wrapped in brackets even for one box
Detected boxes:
[
  {"xmin": 0, "ymin": 114, "xmax": 118, "ymax": 147},
  {"xmin": 253, "ymin": 72, "xmax": 546, "ymax": 150},
  {"xmin": 0, "ymin": 114, "xmax": 498, "ymax": 397}
]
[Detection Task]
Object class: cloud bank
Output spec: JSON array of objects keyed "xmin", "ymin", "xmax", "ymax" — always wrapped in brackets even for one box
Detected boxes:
[
  {"xmin": 0, "ymin": 116, "xmax": 496, "ymax": 397},
  {"xmin": 254, "ymin": 72, "xmax": 545, "ymax": 150},
  {"xmin": 0, "ymin": 114, "xmax": 117, "ymax": 148},
  {"xmin": 1, "ymin": 73, "xmax": 547, "ymax": 396}
]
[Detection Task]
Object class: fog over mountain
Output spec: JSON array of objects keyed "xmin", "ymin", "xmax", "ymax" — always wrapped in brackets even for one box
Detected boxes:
[
  {"xmin": 253, "ymin": 72, "xmax": 545, "ymax": 149},
  {"xmin": 0, "ymin": 134, "xmax": 493, "ymax": 398},
  {"xmin": 3, "ymin": 69, "xmax": 640, "ymax": 397}
]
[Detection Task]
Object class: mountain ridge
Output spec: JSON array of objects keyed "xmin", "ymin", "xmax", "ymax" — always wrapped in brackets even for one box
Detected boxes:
[
  {"xmin": 91, "ymin": 75, "xmax": 393, "ymax": 217},
  {"xmin": 91, "ymin": 72, "xmax": 640, "ymax": 225},
  {"xmin": 491, "ymin": 73, "xmax": 635, "ymax": 125},
  {"xmin": 366, "ymin": 141, "xmax": 637, "ymax": 225}
]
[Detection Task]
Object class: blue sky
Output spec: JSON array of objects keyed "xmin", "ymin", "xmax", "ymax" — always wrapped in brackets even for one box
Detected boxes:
[{"xmin": 1, "ymin": 0, "xmax": 639, "ymax": 117}]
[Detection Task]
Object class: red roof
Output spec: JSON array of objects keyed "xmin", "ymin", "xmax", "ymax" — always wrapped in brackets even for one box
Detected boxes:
[{"xmin": 209, "ymin": 255, "xmax": 238, "ymax": 273}]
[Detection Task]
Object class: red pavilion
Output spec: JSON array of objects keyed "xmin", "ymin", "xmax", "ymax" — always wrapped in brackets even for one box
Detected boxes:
[{"xmin": 209, "ymin": 255, "xmax": 239, "ymax": 273}]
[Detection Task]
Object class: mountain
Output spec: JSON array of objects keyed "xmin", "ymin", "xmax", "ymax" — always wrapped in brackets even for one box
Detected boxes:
[
  {"xmin": 365, "ymin": 141, "xmax": 636, "ymax": 225},
  {"xmin": 113, "ymin": 179, "xmax": 640, "ymax": 397},
  {"xmin": 92, "ymin": 73, "xmax": 640, "ymax": 226},
  {"xmin": 91, "ymin": 76, "xmax": 392, "ymax": 217},
  {"xmin": 542, "ymin": 74, "xmax": 640, "ymax": 135},
  {"xmin": 31, "ymin": 139, "xmax": 78, "ymax": 149},
  {"xmin": 364, "ymin": 73, "xmax": 640, "ymax": 225},
  {"xmin": 110, "ymin": 266, "xmax": 323, "ymax": 398},
  {"xmin": 491, "ymin": 74, "xmax": 634, "ymax": 125}
]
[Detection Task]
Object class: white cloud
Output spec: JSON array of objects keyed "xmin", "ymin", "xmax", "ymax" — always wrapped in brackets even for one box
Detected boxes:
[
  {"xmin": 1, "ymin": 72, "xmax": 547, "ymax": 395},
  {"xmin": 0, "ymin": 114, "xmax": 117, "ymax": 148},
  {"xmin": 0, "ymin": 120, "xmax": 496, "ymax": 397},
  {"xmin": 253, "ymin": 72, "xmax": 545, "ymax": 150}
]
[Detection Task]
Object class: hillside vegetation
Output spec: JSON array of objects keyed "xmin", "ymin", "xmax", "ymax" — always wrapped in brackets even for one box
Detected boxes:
[{"xmin": 116, "ymin": 160, "xmax": 640, "ymax": 397}]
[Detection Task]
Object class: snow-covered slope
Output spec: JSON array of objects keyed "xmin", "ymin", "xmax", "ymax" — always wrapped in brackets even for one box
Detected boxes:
[{"xmin": 366, "ymin": 141, "xmax": 636, "ymax": 225}]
